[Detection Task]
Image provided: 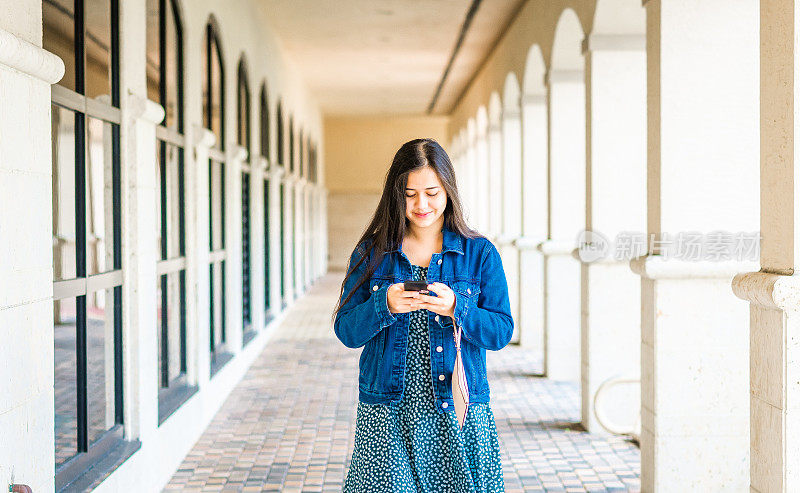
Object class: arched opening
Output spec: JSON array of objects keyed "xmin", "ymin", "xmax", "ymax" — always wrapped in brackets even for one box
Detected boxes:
[
  {"xmin": 518, "ymin": 43, "xmax": 548, "ymax": 353},
  {"xmin": 543, "ymin": 7, "xmax": 585, "ymax": 383},
  {"xmin": 237, "ymin": 56, "xmax": 255, "ymax": 343},
  {"xmin": 501, "ymin": 71, "xmax": 522, "ymax": 344}
]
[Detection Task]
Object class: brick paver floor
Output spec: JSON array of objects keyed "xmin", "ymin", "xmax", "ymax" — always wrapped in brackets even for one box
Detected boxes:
[{"xmin": 163, "ymin": 272, "xmax": 641, "ymax": 492}]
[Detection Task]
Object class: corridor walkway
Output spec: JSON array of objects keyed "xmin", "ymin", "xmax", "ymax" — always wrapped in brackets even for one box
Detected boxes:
[{"xmin": 162, "ymin": 273, "xmax": 641, "ymax": 493}]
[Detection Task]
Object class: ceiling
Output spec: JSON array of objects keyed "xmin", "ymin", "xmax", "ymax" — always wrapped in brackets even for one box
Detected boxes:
[{"xmin": 256, "ymin": 0, "xmax": 527, "ymax": 117}]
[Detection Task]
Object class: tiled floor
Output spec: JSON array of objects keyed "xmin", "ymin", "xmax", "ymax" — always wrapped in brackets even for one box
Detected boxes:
[{"xmin": 163, "ymin": 272, "xmax": 641, "ymax": 492}]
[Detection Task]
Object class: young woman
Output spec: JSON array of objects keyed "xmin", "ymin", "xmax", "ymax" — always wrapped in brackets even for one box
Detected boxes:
[{"xmin": 332, "ymin": 138, "xmax": 513, "ymax": 492}]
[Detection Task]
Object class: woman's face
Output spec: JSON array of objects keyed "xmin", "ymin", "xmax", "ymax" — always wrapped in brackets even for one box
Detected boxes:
[{"xmin": 404, "ymin": 166, "xmax": 448, "ymax": 230}]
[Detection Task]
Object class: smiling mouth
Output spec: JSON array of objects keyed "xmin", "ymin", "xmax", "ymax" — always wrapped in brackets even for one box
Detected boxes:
[{"xmin": 414, "ymin": 211, "xmax": 432, "ymax": 217}]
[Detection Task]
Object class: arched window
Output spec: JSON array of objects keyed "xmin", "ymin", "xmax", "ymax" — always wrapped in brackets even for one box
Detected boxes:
[
  {"xmin": 276, "ymin": 100, "xmax": 286, "ymax": 307},
  {"xmin": 45, "ymin": 0, "xmax": 125, "ymax": 481},
  {"xmin": 260, "ymin": 83, "xmax": 272, "ymax": 318},
  {"xmin": 276, "ymin": 101, "xmax": 284, "ymax": 166},
  {"xmin": 289, "ymin": 115, "xmax": 295, "ymax": 174},
  {"xmin": 260, "ymin": 84, "xmax": 270, "ymax": 161},
  {"xmin": 203, "ymin": 17, "xmax": 228, "ymax": 372},
  {"xmin": 147, "ymin": 0, "xmax": 193, "ymax": 424},
  {"xmin": 237, "ymin": 56, "xmax": 255, "ymax": 344}
]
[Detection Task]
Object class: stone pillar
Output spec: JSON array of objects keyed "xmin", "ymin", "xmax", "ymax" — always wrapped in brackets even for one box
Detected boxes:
[
  {"xmin": 191, "ymin": 126, "xmax": 216, "ymax": 383},
  {"xmin": 250, "ymin": 157, "xmax": 267, "ymax": 332},
  {"xmin": 464, "ymin": 130, "xmax": 477, "ymax": 227},
  {"xmin": 475, "ymin": 128, "xmax": 489, "ymax": 232},
  {"xmin": 225, "ymin": 145, "xmax": 247, "ymax": 352},
  {"xmin": 282, "ymin": 171, "xmax": 294, "ymax": 308},
  {"xmin": 518, "ymin": 93, "xmax": 548, "ymax": 352},
  {"xmin": 122, "ymin": 93, "xmax": 165, "ymax": 442},
  {"xmin": 268, "ymin": 166, "xmax": 284, "ymax": 316},
  {"xmin": 293, "ymin": 176, "xmax": 303, "ymax": 299},
  {"xmin": 0, "ymin": 16, "xmax": 64, "ymax": 491},
  {"xmin": 542, "ymin": 69, "xmax": 584, "ymax": 382},
  {"xmin": 636, "ymin": 0, "xmax": 759, "ymax": 490},
  {"xmin": 320, "ymin": 187, "xmax": 329, "ymax": 275},
  {"xmin": 732, "ymin": 0, "xmax": 800, "ymax": 490},
  {"xmin": 580, "ymin": 33, "xmax": 646, "ymax": 434},
  {"xmin": 500, "ymin": 105, "xmax": 522, "ymax": 342},
  {"xmin": 487, "ymin": 120, "xmax": 503, "ymax": 242}
]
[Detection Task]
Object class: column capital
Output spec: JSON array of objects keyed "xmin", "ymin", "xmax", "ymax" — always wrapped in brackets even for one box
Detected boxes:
[
  {"xmin": 581, "ymin": 34, "xmax": 645, "ymax": 55},
  {"xmin": 126, "ymin": 91, "xmax": 164, "ymax": 124},
  {"xmin": 629, "ymin": 254, "xmax": 759, "ymax": 280},
  {"xmin": 0, "ymin": 26, "xmax": 65, "ymax": 83},
  {"xmin": 514, "ymin": 235, "xmax": 545, "ymax": 250},
  {"xmin": 226, "ymin": 144, "xmax": 248, "ymax": 163},
  {"xmin": 545, "ymin": 69, "xmax": 583, "ymax": 87},
  {"xmin": 536, "ymin": 239, "xmax": 574, "ymax": 256},
  {"xmin": 191, "ymin": 124, "xmax": 216, "ymax": 149},
  {"xmin": 732, "ymin": 270, "xmax": 800, "ymax": 313},
  {"xmin": 520, "ymin": 94, "xmax": 546, "ymax": 106}
]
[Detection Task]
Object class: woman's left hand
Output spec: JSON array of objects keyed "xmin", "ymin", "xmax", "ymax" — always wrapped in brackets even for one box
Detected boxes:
[{"xmin": 415, "ymin": 282, "xmax": 455, "ymax": 318}]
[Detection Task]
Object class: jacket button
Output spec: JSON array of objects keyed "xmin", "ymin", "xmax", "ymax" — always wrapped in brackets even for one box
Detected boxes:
[
  {"xmin": 439, "ymin": 374, "xmax": 445, "ymax": 381},
  {"xmin": 437, "ymin": 258, "xmax": 442, "ymax": 265},
  {"xmin": 434, "ymin": 315, "xmax": 440, "ymax": 322},
  {"xmin": 373, "ymin": 285, "xmax": 378, "ymax": 291},
  {"xmin": 467, "ymin": 288, "xmax": 471, "ymax": 294},
  {"xmin": 436, "ymin": 346, "xmax": 443, "ymax": 352},
  {"xmin": 441, "ymin": 402, "xmax": 448, "ymax": 408}
]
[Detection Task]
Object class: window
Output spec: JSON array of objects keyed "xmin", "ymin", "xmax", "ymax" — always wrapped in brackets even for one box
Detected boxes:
[
  {"xmin": 276, "ymin": 101, "xmax": 286, "ymax": 308},
  {"xmin": 237, "ymin": 57, "xmax": 255, "ymax": 345},
  {"xmin": 146, "ymin": 0, "xmax": 196, "ymax": 424},
  {"xmin": 45, "ymin": 0, "xmax": 130, "ymax": 487},
  {"xmin": 260, "ymin": 84, "xmax": 272, "ymax": 321},
  {"xmin": 203, "ymin": 18, "xmax": 230, "ymax": 373},
  {"xmin": 276, "ymin": 101, "xmax": 284, "ymax": 166},
  {"xmin": 288, "ymin": 116, "xmax": 296, "ymax": 300}
]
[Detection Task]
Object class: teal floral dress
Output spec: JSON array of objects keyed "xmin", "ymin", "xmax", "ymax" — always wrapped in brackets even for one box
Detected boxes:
[{"xmin": 343, "ymin": 264, "xmax": 505, "ymax": 492}]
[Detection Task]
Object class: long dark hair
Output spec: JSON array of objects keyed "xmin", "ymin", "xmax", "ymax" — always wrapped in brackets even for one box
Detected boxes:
[{"xmin": 331, "ymin": 138, "xmax": 481, "ymax": 323}]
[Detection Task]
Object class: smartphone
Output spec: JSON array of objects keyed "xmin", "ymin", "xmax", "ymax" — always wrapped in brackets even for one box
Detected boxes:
[{"xmin": 404, "ymin": 280, "xmax": 429, "ymax": 292}]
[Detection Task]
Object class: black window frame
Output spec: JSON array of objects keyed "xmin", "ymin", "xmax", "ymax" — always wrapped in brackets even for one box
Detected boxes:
[
  {"xmin": 46, "ymin": 0, "xmax": 138, "ymax": 489},
  {"xmin": 237, "ymin": 56, "xmax": 255, "ymax": 346},
  {"xmin": 150, "ymin": 0, "xmax": 197, "ymax": 426},
  {"xmin": 204, "ymin": 17, "xmax": 232, "ymax": 375}
]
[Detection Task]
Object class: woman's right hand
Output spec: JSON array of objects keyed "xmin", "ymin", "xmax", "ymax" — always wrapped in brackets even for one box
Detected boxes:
[{"xmin": 386, "ymin": 283, "xmax": 423, "ymax": 313}]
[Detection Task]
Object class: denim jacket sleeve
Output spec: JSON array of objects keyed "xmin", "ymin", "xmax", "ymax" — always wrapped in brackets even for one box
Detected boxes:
[
  {"xmin": 447, "ymin": 240, "xmax": 514, "ymax": 351},
  {"xmin": 333, "ymin": 243, "xmax": 398, "ymax": 349}
]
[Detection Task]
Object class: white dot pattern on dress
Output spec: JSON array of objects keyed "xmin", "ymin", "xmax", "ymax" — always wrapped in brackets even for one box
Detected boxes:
[{"xmin": 343, "ymin": 264, "xmax": 504, "ymax": 492}]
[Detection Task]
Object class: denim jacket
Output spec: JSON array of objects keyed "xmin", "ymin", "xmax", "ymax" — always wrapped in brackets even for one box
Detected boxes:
[{"xmin": 333, "ymin": 224, "xmax": 514, "ymax": 413}]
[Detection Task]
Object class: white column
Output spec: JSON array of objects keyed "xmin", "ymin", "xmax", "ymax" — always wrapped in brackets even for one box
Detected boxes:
[
  {"xmin": 293, "ymin": 177, "xmax": 303, "ymax": 299},
  {"xmin": 487, "ymin": 122, "xmax": 503, "ymax": 242},
  {"xmin": 0, "ymin": 18, "xmax": 64, "ymax": 492},
  {"xmin": 225, "ymin": 145, "xmax": 248, "ymax": 353},
  {"xmin": 732, "ymin": 1, "xmax": 800, "ymax": 491},
  {"xmin": 122, "ymin": 93, "xmax": 165, "ymax": 444},
  {"xmin": 475, "ymin": 131, "xmax": 489, "ymax": 232},
  {"xmin": 542, "ymin": 69, "xmax": 585, "ymax": 382},
  {"xmin": 268, "ymin": 166, "xmax": 284, "ymax": 316},
  {"xmin": 305, "ymin": 185, "xmax": 313, "ymax": 287},
  {"xmin": 580, "ymin": 34, "xmax": 646, "ymax": 434},
  {"xmin": 636, "ymin": 1, "xmax": 759, "ymax": 490},
  {"xmin": 282, "ymin": 172, "xmax": 294, "ymax": 308},
  {"xmin": 464, "ymin": 136, "xmax": 477, "ymax": 227},
  {"xmin": 500, "ymin": 107, "xmax": 522, "ymax": 342},
  {"xmin": 517, "ymin": 94, "xmax": 547, "ymax": 352},
  {"xmin": 320, "ymin": 188, "xmax": 329, "ymax": 276},
  {"xmin": 192, "ymin": 126, "xmax": 216, "ymax": 382},
  {"xmin": 250, "ymin": 157, "xmax": 267, "ymax": 333}
]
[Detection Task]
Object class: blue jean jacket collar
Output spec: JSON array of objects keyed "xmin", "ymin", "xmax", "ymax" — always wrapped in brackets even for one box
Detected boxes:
[{"xmin": 384, "ymin": 223, "xmax": 465, "ymax": 256}]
